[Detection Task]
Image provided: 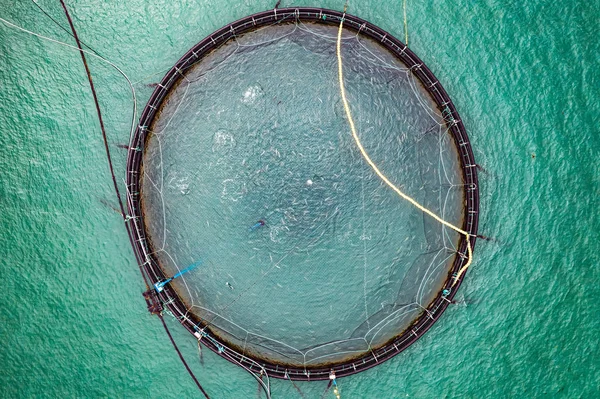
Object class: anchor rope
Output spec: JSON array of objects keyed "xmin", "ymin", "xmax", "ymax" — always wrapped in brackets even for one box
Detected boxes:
[
  {"xmin": 57, "ymin": 2, "xmax": 208, "ymax": 396},
  {"xmin": 403, "ymin": 0, "xmax": 408, "ymax": 45},
  {"xmin": 158, "ymin": 314, "xmax": 211, "ymax": 398},
  {"xmin": 336, "ymin": 5, "xmax": 472, "ymax": 287},
  {"xmin": 31, "ymin": 0, "xmax": 101, "ymax": 56}
]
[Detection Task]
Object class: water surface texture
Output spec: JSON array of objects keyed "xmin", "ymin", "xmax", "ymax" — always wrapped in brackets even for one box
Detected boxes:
[{"xmin": 1, "ymin": 0, "xmax": 598, "ymax": 398}]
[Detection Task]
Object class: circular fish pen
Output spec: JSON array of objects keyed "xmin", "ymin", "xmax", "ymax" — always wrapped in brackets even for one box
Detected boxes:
[{"xmin": 126, "ymin": 7, "xmax": 479, "ymax": 380}]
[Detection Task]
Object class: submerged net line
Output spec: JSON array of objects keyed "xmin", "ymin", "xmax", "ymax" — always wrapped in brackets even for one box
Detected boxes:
[
  {"xmin": 124, "ymin": 7, "xmax": 479, "ymax": 381},
  {"xmin": 335, "ymin": 7, "xmax": 473, "ymax": 287}
]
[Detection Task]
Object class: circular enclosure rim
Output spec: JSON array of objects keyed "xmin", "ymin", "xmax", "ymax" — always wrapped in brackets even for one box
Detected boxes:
[{"xmin": 126, "ymin": 7, "xmax": 479, "ymax": 381}]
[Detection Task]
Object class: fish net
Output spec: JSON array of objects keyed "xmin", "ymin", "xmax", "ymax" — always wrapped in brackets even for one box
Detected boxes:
[{"xmin": 133, "ymin": 10, "xmax": 477, "ymax": 374}]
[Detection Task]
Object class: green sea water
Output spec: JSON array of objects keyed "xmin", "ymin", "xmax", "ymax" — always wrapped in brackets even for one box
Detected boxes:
[{"xmin": 1, "ymin": 0, "xmax": 598, "ymax": 398}]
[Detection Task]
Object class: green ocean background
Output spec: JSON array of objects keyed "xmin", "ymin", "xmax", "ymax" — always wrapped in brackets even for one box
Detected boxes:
[{"xmin": 1, "ymin": 0, "xmax": 598, "ymax": 398}]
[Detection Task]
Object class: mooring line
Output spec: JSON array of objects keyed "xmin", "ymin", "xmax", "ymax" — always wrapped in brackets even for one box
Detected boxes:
[
  {"xmin": 158, "ymin": 313, "xmax": 211, "ymax": 398},
  {"xmin": 58, "ymin": 2, "xmax": 208, "ymax": 396},
  {"xmin": 403, "ymin": 0, "xmax": 408, "ymax": 45}
]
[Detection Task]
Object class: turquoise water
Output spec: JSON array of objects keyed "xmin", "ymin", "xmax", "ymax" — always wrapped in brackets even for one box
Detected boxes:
[{"xmin": 1, "ymin": 0, "xmax": 598, "ymax": 397}]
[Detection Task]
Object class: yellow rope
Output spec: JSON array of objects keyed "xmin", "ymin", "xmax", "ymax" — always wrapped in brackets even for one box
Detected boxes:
[
  {"xmin": 336, "ymin": 9, "xmax": 472, "ymax": 288},
  {"xmin": 403, "ymin": 0, "xmax": 408, "ymax": 45},
  {"xmin": 333, "ymin": 384, "xmax": 341, "ymax": 399}
]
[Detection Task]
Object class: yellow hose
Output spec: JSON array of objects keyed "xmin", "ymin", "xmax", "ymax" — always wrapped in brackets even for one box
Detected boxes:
[
  {"xmin": 403, "ymin": 0, "xmax": 409, "ymax": 45},
  {"xmin": 336, "ymin": 11, "xmax": 472, "ymax": 288}
]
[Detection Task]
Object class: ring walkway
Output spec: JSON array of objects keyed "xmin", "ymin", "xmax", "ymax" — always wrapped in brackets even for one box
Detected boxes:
[{"xmin": 125, "ymin": 7, "xmax": 479, "ymax": 381}]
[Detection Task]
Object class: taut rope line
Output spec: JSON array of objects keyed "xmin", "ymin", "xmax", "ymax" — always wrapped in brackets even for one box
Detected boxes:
[
  {"xmin": 403, "ymin": 0, "xmax": 409, "ymax": 45},
  {"xmin": 336, "ymin": 6, "xmax": 472, "ymax": 287}
]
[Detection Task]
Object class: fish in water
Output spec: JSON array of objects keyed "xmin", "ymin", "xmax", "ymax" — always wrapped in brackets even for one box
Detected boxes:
[{"xmin": 249, "ymin": 220, "xmax": 266, "ymax": 231}]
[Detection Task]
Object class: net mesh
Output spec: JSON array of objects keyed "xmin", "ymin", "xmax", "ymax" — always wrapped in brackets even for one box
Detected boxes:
[{"xmin": 141, "ymin": 21, "xmax": 464, "ymax": 368}]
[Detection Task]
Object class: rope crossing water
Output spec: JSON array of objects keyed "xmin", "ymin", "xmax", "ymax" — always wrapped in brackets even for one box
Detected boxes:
[
  {"xmin": 56, "ymin": 2, "xmax": 209, "ymax": 396},
  {"xmin": 336, "ymin": 6, "xmax": 473, "ymax": 288},
  {"xmin": 403, "ymin": 0, "xmax": 408, "ymax": 45}
]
